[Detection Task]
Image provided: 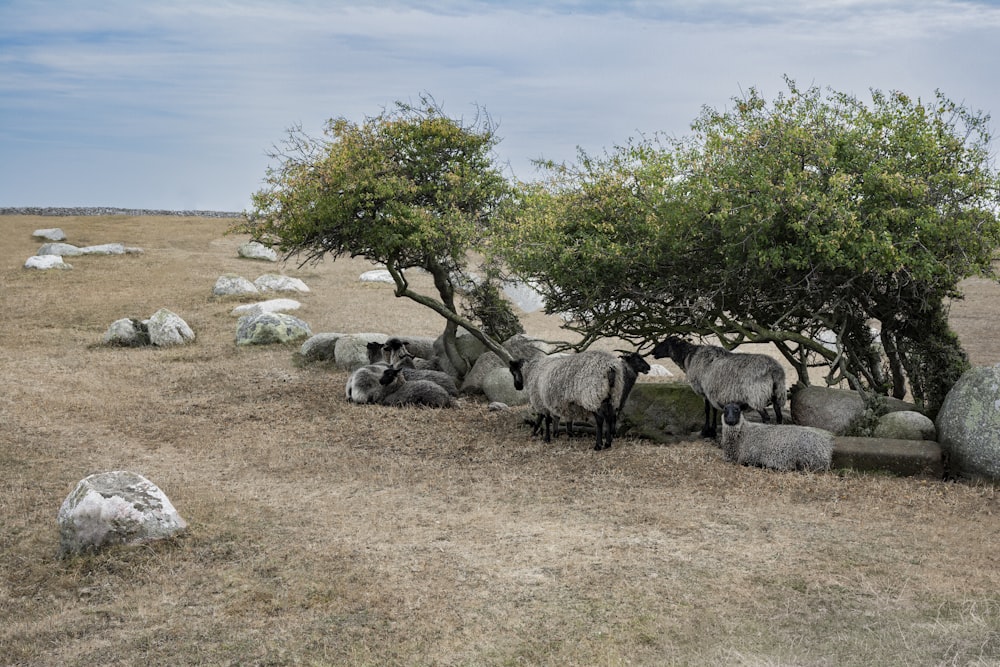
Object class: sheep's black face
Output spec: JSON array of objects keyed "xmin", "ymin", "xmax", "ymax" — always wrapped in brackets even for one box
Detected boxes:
[
  {"xmin": 509, "ymin": 359, "xmax": 525, "ymax": 391},
  {"xmin": 651, "ymin": 336, "xmax": 684, "ymax": 361},
  {"xmin": 378, "ymin": 367, "xmax": 399, "ymax": 386},
  {"xmin": 722, "ymin": 403, "xmax": 743, "ymax": 426},
  {"xmin": 623, "ymin": 352, "xmax": 651, "ymax": 374}
]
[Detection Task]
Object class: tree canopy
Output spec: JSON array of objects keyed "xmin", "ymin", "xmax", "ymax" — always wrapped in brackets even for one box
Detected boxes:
[
  {"xmin": 235, "ymin": 95, "xmax": 519, "ymax": 374},
  {"xmin": 494, "ymin": 79, "xmax": 1000, "ymax": 414}
]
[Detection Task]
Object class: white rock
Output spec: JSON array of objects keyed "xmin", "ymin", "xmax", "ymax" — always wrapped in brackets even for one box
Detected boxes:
[
  {"xmin": 502, "ymin": 280, "xmax": 546, "ymax": 313},
  {"xmin": 238, "ymin": 241, "xmax": 278, "ymax": 262},
  {"xmin": 359, "ymin": 269, "xmax": 394, "ymax": 284},
  {"xmin": 334, "ymin": 333, "xmax": 389, "ymax": 370},
  {"xmin": 300, "ymin": 332, "xmax": 343, "ymax": 361},
  {"xmin": 146, "ymin": 308, "xmax": 195, "ymax": 346},
  {"xmin": 37, "ymin": 242, "xmax": 83, "ymax": 256},
  {"xmin": 230, "ymin": 298, "xmax": 301, "ymax": 316},
  {"xmin": 647, "ymin": 364, "xmax": 674, "ymax": 377},
  {"xmin": 254, "ymin": 274, "xmax": 310, "ymax": 293},
  {"xmin": 102, "ymin": 318, "xmax": 150, "ymax": 346},
  {"xmin": 33, "ymin": 227, "xmax": 66, "ymax": 241},
  {"xmin": 213, "ymin": 274, "xmax": 259, "ymax": 296},
  {"xmin": 57, "ymin": 471, "xmax": 187, "ymax": 556},
  {"xmin": 24, "ymin": 255, "xmax": 72, "ymax": 270},
  {"xmin": 80, "ymin": 243, "xmax": 126, "ymax": 255}
]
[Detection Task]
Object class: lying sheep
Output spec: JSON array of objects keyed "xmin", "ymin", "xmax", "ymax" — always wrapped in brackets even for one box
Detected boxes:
[
  {"xmin": 391, "ymin": 352, "xmax": 459, "ymax": 396},
  {"xmin": 652, "ymin": 336, "xmax": 786, "ymax": 438},
  {"xmin": 378, "ymin": 366, "xmax": 455, "ymax": 408},
  {"xmin": 509, "ymin": 350, "xmax": 641, "ymax": 450},
  {"xmin": 346, "ymin": 364, "xmax": 389, "ymax": 404},
  {"xmin": 720, "ymin": 402, "xmax": 832, "ymax": 472}
]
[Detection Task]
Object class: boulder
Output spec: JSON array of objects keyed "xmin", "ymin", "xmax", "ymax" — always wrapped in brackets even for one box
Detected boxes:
[
  {"xmin": 482, "ymin": 366, "xmax": 526, "ymax": 406},
  {"xmin": 460, "ymin": 334, "xmax": 550, "ymax": 394},
  {"xmin": 230, "ymin": 298, "xmax": 301, "ymax": 317},
  {"xmin": 57, "ymin": 471, "xmax": 187, "ymax": 556},
  {"xmin": 146, "ymin": 308, "xmax": 195, "ymax": 346},
  {"xmin": 238, "ymin": 241, "xmax": 278, "ymax": 262},
  {"xmin": 832, "ymin": 437, "xmax": 943, "ymax": 477},
  {"xmin": 433, "ymin": 330, "xmax": 489, "ymax": 379},
  {"xmin": 102, "ymin": 318, "xmax": 150, "ymax": 347},
  {"xmin": 334, "ymin": 333, "xmax": 389, "ymax": 370},
  {"xmin": 254, "ymin": 274, "xmax": 309, "ymax": 293},
  {"xmin": 24, "ymin": 255, "xmax": 72, "ymax": 270},
  {"xmin": 646, "ymin": 364, "xmax": 674, "ymax": 378},
  {"xmin": 300, "ymin": 333, "xmax": 343, "ymax": 362},
  {"xmin": 236, "ymin": 312, "xmax": 312, "ymax": 345},
  {"xmin": 619, "ymin": 383, "xmax": 706, "ymax": 442},
  {"xmin": 936, "ymin": 365, "xmax": 1000, "ymax": 481},
  {"xmin": 80, "ymin": 243, "xmax": 126, "ymax": 255},
  {"xmin": 360, "ymin": 269, "xmax": 394, "ymax": 284},
  {"xmin": 873, "ymin": 411, "xmax": 936, "ymax": 441},
  {"xmin": 33, "ymin": 227, "xmax": 66, "ymax": 241},
  {"xmin": 385, "ymin": 335, "xmax": 437, "ymax": 360},
  {"xmin": 213, "ymin": 274, "xmax": 259, "ymax": 297},
  {"xmin": 791, "ymin": 386, "xmax": 916, "ymax": 435},
  {"xmin": 37, "ymin": 242, "xmax": 83, "ymax": 256},
  {"xmin": 502, "ymin": 280, "xmax": 546, "ymax": 313}
]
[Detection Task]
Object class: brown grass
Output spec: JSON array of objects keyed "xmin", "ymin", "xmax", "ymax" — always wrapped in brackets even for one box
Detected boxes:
[{"xmin": 3, "ymin": 214, "xmax": 1000, "ymax": 666}]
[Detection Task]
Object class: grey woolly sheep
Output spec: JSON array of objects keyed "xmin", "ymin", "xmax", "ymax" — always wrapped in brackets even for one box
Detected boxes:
[
  {"xmin": 389, "ymin": 352, "xmax": 460, "ymax": 396},
  {"xmin": 378, "ymin": 366, "xmax": 455, "ymax": 408},
  {"xmin": 383, "ymin": 337, "xmax": 439, "ymax": 369},
  {"xmin": 346, "ymin": 364, "xmax": 388, "ymax": 404},
  {"xmin": 509, "ymin": 349, "xmax": 641, "ymax": 450},
  {"xmin": 652, "ymin": 336, "xmax": 786, "ymax": 438},
  {"xmin": 720, "ymin": 402, "xmax": 832, "ymax": 472}
]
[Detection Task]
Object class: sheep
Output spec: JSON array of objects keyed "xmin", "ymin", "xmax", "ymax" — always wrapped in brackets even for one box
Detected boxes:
[
  {"xmin": 346, "ymin": 364, "xmax": 389, "ymax": 404},
  {"xmin": 390, "ymin": 351, "xmax": 460, "ymax": 396},
  {"xmin": 378, "ymin": 366, "xmax": 455, "ymax": 408},
  {"xmin": 652, "ymin": 336, "xmax": 786, "ymax": 439},
  {"xmin": 719, "ymin": 402, "xmax": 832, "ymax": 472},
  {"xmin": 509, "ymin": 349, "xmax": 640, "ymax": 450},
  {"xmin": 383, "ymin": 337, "xmax": 440, "ymax": 369}
]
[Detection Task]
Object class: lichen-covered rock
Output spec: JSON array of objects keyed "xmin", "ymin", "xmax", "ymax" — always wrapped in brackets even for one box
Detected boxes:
[
  {"xmin": 57, "ymin": 471, "xmax": 187, "ymax": 556},
  {"xmin": 619, "ymin": 383, "xmax": 706, "ymax": 442},
  {"xmin": 238, "ymin": 241, "xmax": 278, "ymax": 262},
  {"xmin": 937, "ymin": 365, "xmax": 1000, "ymax": 481},
  {"xmin": 791, "ymin": 386, "xmax": 915, "ymax": 435},
  {"xmin": 147, "ymin": 308, "xmax": 195, "ymax": 346},
  {"xmin": 230, "ymin": 298, "xmax": 301, "ymax": 317},
  {"xmin": 873, "ymin": 411, "xmax": 936, "ymax": 441},
  {"xmin": 300, "ymin": 332, "xmax": 343, "ymax": 362},
  {"xmin": 334, "ymin": 333, "xmax": 389, "ymax": 370},
  {"xmin": 254, "ymin": 274, "xmax": 309, "ymax": 293},
  {"xmin": 213, "ymin": 274, "xmax": 259, "ymax": 297},
  {"xmin": 24, "ymin": 255, "xmax": 72, "ymax": 270},
  {"xmin": 33, "ymin": 227, "xmax": 66, "ymax": 241},
  {"xmin": 102, "ymin": 318, "xmax": 150, "ymax": 347},
  {"xmin": 236, "ymin": 312, "xmax": 312, "ymax": 345}
]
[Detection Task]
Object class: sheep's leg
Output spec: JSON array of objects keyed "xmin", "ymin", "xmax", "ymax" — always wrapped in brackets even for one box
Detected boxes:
[
  {"xmin": 543, "ymin": 414, "xmax": 553, "ymax": 443},
  {"xmin": 531, "ymin": 412, "xmax": 545, "ymax": 436},
  {"xmin": 593, "ymin": 411, "xmax": 606, "ymax": 450},
  {"xmin": 758, "ymin": 408, "xmax": 770, "ymax": 423},
  {"xmin": 773, "ymin": 397, "xmax": 783, "ymax": 424},
  {"xmin": 701, "ymin": 399, "xmax": 718, "ymax": 438}
]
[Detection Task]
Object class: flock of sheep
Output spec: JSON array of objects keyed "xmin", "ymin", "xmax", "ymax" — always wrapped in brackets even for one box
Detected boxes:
[{"xmin": 346, "ymin": 334, "xmax": 833, "ymax": 472}]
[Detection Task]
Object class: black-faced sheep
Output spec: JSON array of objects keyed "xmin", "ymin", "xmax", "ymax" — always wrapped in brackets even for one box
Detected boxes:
[
  {"xmin": 378, "ymin": 366, "xmax": 455, "ymax": 408},
  {"xmin": 383, "ymin": 337, "xmax": 439, "ymax": 370},
  {"xmin": 509, "ymin": 350, "xmax": 641, "ymax": 451},
  {"xmin": 720, "ymin": 402, "xmax": 832, "ymax": 472},
  {"xmin": 652, "ymin": 336, "xmax": 786, "ymax": 438}
]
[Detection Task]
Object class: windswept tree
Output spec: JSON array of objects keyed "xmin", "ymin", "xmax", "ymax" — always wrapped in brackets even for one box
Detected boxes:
[
  {"xmin": 236, "ymin": 95, "xmax": 520, "ymax": 377},
  {"xmin": 495, "ymin": 79, "xmax": 1000, "ymax": 415}
]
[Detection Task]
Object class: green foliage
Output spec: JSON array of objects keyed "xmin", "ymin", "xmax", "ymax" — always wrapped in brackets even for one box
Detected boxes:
[
  {"xmin": 459, "ymin": 274, "xmax": 525, "ymax": 344},
  {"xmin": 495, "ymin": 78, "xmax": 1000, "ymax": 398}
]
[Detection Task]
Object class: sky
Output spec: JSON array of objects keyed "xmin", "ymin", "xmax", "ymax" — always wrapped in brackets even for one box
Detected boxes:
[{"xmin": 2, "ymin": 0, "xmax": 1000, "ymax": 213}]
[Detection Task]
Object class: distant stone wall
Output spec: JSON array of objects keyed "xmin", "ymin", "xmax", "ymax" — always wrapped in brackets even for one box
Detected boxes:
[{"xmin": 0, "ymin": 206, "xmax": 242, "ymax": 218}]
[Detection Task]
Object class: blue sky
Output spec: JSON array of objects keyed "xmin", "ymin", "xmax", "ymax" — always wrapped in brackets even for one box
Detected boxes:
[{"xmin": 2, "ymin": 0, "xmax": 1000, "ymax": 212}]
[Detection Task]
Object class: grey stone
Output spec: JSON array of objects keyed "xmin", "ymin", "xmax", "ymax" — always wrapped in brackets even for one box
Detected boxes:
[
  {"xmin": 24, "ymin": 255, "xmax": 72, "ymax": 270},
  {"xmin": 213, "ymin": 274, "xmax": 259, "ymax": 297},
  {"xmin": 147, "ymin": 308, "xmax": 195, "ymax": 346},
  {"xmin": 102, "ymin": 318, "xmax": 150, "ymax": 347},
  {"xmin": 482, "ymin": 366, "xmax": 526, "ymax": 406},
  {"xmin": 238, "ymin": 241, "xmax": 278, "ymax": 262},
  {"xmin": 37, "ymin": 242, "xmax": 83, "ymax": 256},
  {"xmin": 791, "ymin": 386, "xmax": 915, "ymax": 435},
  {"xmin": 937, "ymin": 365, "xmax": 1000, "ymax": 481},
  {"xmin": 334, "ymin": 333, "xmax": 389, "ymax": 370},
  {"xmin": 236, "ymin": 312, "xmax": 312, "ymax": 345},
  {"xmin": 33, "ymin": 227, "xmax": 66, "ymax": 241},
  {"xmin": 254, "ymin": 273, "xmax": 309, "ymax": 293},
  {"xmin": 433, "ymin": 331, "xmax": 489, "ymax": 378},
  {"xmin": 873, "ymin": 411, "xmax": 936, "ymax": 441},
  {"xmin": 57, "ymin": 471, "xmax": 187, "ymax": 556},
  {"xmin": 230, "ymin": 298, "xmax": 301, "ymax": 316},
  {"xmin": 359, "ymin": 269, "xmax": 394, "ymax": 283},
  {"xmin": 300, "ymin": 333, "xmax": 343, "ymax": 362},
  {"xmin": 619, "ymin": 383, "xmax": 707, "ymax": 442},
  {"xmin": 461, "ymin": 334, "xmax": 551, "ymax": 394},
  {"xmin": 833, "ymin": 437, "xmax": 943, "ymax": 477},
  {"xmin": 80, "ymin": 243, "xmax": 126, "ymax": 255}
]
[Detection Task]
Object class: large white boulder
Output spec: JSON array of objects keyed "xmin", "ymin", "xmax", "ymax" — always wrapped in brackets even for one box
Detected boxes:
[
  {"xmin": 236, "ymin": 312, "xmax": 312, "ymax": 345},
  {"xmin": 24, "ymin": 255, "xmax": 72, "ymax": 270},
  {"xmin": 937, "ymin": 365, "xmax": 1000, "ymax": 481},
  {"xmin": 213, "ymin": 274, "xmax": 259, "ymax": 297},
  {"xmin": 57, "ymin": 471, "xmax": 187, "ymax": 556},
  {"xmin": 874, "ymin": 411, "xmax": 936, "ymax": 441},
  {"xmin": 33, "ymin": 227, "xmax": 66, "ymax": 241},
  {"xmin": 37, "ymin": 242, "xmax": 83, "ymax": 256},
  {"xmin": 359, "ymin": 269, "xmax": 394, "ymax": 284},
  {"xmin": 230, "ymin": 298, "xmax": 301, "ymax": 317},
  {"xmin": 238, "ymin": 241, "xmax": 278, "ymax": 262},
  {"xmin": 254, "ymin": 274, "xmax": 309, "ymax": 293},
  {"xmin": 146, "ymin": 308, "xmax": 195, "ymax": 346}
]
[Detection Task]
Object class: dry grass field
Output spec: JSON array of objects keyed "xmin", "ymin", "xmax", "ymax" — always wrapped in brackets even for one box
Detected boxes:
[{"xmin": 3, "ymin": 214, "xmax": 1000, "ymax": 666}]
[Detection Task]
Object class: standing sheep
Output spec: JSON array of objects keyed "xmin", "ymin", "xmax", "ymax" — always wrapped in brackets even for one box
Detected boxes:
[
  {"xmin": 720, "ymin": 402, "xmax": 833, "ymax": 472},
  {"xmin": 652, "ymin": 336, "xmax": 786, "ymax": 438},
  {"xmin": 378, "ymin": 366, "xmax": 455, "ymax": 408},
  {"xmin": 509, "ymin": 349, "xmax": 641, "ymax": 450}
]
